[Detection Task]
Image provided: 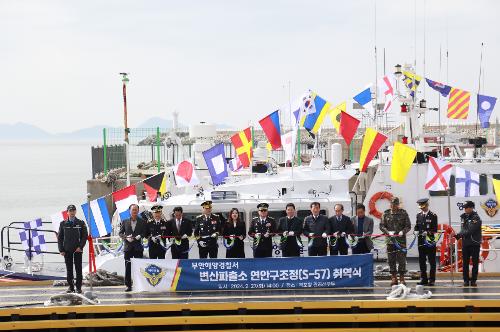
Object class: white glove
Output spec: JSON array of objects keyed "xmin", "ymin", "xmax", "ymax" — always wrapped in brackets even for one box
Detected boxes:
[
  {"xmin": 229, "ymin": 235, "xmax": 235, "ymax": 239},
  {"xmin": 422, "ymin": 231, "xmax": 427, "ymax": 236},
  {"xmin": 398, "ymin": 231, "xmax": 403, "ymax": 236},
  {"xmin": 264, "ymin": 232, "xmax": 270, "ymax": 238},
  {"xmin": 211, "ymin": 233, "xmax": 218, "ymax": 238},
  {"xmin": 135, "ymin": 235, "xmax": 141, "ymax": 240},
  {"xmin": 388, "ymin": 231, "xmax": 394, "ymax": 236},
  {"xmin": 288, "ymin": 231, "xmax": 295, "ymax": 236},
  {"xmin": 282, "ymin": 231, "xmax": 288, "ymax": 237},
  {"xmin": 322, "ymin": 232, "xmax": 327, "ymax": 238},
  {"xmin": 308, "ymin": 233, "xmax": 314, "ymax": 238},
  {"xmin": 255, "ymin": 232, "xmax": 261, "ymax": 238},
  {"xmin": 333, "ymin": 232, "xmax": 339, "ymax": 238},
  {"xmin": 341, "ymin": 232, "xmax": 346, "ymax": 237},
  {"xmin": 182, "ymin": 234, "xmax": 188, "ymax": 239},
  {"xmin": 152, "ymin": 236, "xmax": 158, "ymax": 243}
]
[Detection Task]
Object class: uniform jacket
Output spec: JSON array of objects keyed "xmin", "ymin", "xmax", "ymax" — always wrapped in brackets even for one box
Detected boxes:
[
  {"xmin": 145, "ymin": 217, "xmax": 169, "ymax": 246},
  {"xmin": 414, "ymin": 210, "xmax": 438, "ymax": 245},
  {"xmin": 351, "ymin": 215, "xmax": 374, "ymax": 250},
  {"xmin": 119, "ymin": 217, "xmax": 147, "ymax": 252},
  {"xmin": 457, "ymin": 211, "xmax": 482, "ymax": 247},
  {"xmin": 303, "ymin": 214, "xmax": 330, "ymax": 248},
  {"xmin": 58, "ymin": 218, "xmax": 88, "ymax": 253},
  {"xmin": 248, "ymin": 216, "xmax": 276, "ymax": 252},
  {"xmin": 194, "ymin": 213, "xmax": 221, "ymax": 248},
  {"xmin": 380, "ymin": 208, "xmax": 412, "ymax": 245}
]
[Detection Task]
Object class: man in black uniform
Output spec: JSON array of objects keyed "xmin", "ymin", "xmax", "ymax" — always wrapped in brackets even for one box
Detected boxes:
[
  {"xmin": 248, "ymin": 203, "xmax": 276, "ymax": 258},
  {"xmin": 455, "ymin": 201, "xmax": 482, "ymax": 287},
  {"xmin": 168, "ymin": 206, "xmax": 193, "ymax": 259},
  {"xmin": 415, "ymin": 198, "xmax": 438, "ymax": 286},
  {"xmin": 303, "ymin": 202, "xmax": 330, "ymax": 256},
  {"xmin": 119, "ymin": 204, "xmax": 147, "ymax": 292},
  {"xmin": 194, "ymin": 201, "xmax": 221, "ymax": 258},
  {"xmin": 145, "ymin": 205, "xmax": 168, "ymax": 259},
  {"xmin": 329, "ymin": 203, "xmax": 354, "ymax": 255},
  {"xmin": 58, "ymin": 204, "xmax": 88, "ymax": 293},
  {"xmin": 277, "ymin": 203, "xmax": 303, "ymax": 257}
]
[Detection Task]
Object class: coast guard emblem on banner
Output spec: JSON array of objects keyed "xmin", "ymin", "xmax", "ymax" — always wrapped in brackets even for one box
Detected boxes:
[
  {"xmin": 481, "ymin": 199, "xmax": 498, "ymax": 217},
  {"xmin": 141, "ymin": 264, "xmax": 166, "ymax": 287}
]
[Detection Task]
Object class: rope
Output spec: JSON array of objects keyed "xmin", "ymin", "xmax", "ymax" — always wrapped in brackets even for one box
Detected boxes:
[
  {"xmin": 389, "ymin": 234, "xmax": 417, "ymax": 253},
  {"xmin": 386, "ymin": 284, "xmax": 432, "ymax": 300}
]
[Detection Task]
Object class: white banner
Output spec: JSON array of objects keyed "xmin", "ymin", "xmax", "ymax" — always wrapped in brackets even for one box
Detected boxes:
[{"xmin": 131, "ymin": 258, "xmax": 179, "ymax": 292}]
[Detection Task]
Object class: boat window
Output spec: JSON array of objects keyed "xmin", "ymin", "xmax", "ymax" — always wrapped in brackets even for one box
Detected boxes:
[
  {"xmin": 181, "ymin": 212, "xmax": 244, "ymax": 224},
  {"xmin": 480, "ymin": 174, "xmax": 488, "ymax": 195},
  {"xmin": 250, "ymin": 209, "xmax": 328, "ymax": 220},
  {"xmin": 429, "ymin": 175, "xmax": 456, "ymax": 197}
]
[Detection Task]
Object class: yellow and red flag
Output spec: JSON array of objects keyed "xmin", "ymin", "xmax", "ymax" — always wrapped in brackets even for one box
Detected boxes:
[
  {"xmin": 447, "ymin": 88, "xmax": 471, "ymax": 119},
  {"xmin": 359, "ymin": 128, "xmax": 387, "ymax": 172},
  {"xmin": 231, "ymin": 127, "xmax": 253, "ymax": 168}
]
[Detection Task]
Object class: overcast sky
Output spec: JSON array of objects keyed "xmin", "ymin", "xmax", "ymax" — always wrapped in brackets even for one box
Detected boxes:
[{"xmin": 1, "ymin": 0, "xmax": 499, "ymax": 133}]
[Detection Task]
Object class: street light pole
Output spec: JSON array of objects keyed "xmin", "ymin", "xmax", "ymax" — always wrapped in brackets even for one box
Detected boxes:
[{"xmin": 120, "ymin": 73, "xmax": 131, "ymax": 185}]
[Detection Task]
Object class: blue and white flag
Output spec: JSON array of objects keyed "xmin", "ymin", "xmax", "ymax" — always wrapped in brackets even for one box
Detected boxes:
[
  {"xmin": 455, "ymin": 167, "xmax": 480, "ymax": 197},
  {"xmin": 353, "ymin": 85, "xmax": 373, "ymax": 115},
  {"xmin": 202, "ymin": 143, "xmax": 228, "ymax": 186},
  {"xmin": 477, "ymin": 94, "xmax": 497, "ymax": 128},
  {"xmin": 18, "ymin": 218, "xmax": 46, "ymax": 258},
  {"xmin": 425, "ymin": 78, "xmax": 451, "ymax": 97},
  {"xmin": 82, "ymin": 197, "xmax": 112, "ymax": 238}
]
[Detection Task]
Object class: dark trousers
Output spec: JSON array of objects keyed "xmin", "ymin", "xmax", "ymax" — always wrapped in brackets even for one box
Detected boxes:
[
  {"xmin": 308, "ymin": 246, "xmax": 327, "ymax": 256},
  {"xmin": 352, "ymin": 239, "xmax": 370, "ymax": 254},
  {"xmin": 124, "ymin": 250, "xmax": 143, "ymax": 288},
  {"xmin": 330, "ymin": 244, "xmax": 348, "ymax": 256},
  {"xmin": 148, "ymin": 244, "xmax": 166, "ymax": 259},
  {"xmin": 253, "ymin": 248, "xmax": 272, "ymax": 258},
  {"xmin": 418, "ymin": 245, "xmax": 437, "ymax": 281},
  {"xmin": 226, "ymin": 241, "xmax": 245, "ymax": 258},
  {"xmin": 64, "ymin": 251, "xmax": 83, "ymax": 290},
  {"xmin": 462, "ymin": 245, "xmax": 480, "ymax": 282},
  {"xmin": 199, "ymin": 246, "xmax": 218, "ymax": 259},
  {"xmin": 172, "ymin": 244, "xmax": 189, "ymax": 259}
]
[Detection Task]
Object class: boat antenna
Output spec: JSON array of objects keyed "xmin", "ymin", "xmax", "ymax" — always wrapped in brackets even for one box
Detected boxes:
[
  {"xmin": 373, "ymin": 0, "xmax": 378, "ymax": 129},
  {"xmin": 438, "ymin": 44, "xmax": 443, "ymax": 156},
  {"xmin": 475, "ymin": 42, "xmax": 484, "ymax": 138}
]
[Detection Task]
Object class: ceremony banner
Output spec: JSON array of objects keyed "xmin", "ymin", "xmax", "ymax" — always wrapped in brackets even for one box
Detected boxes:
[{"xmin": 132, "ymin": 254, "xmax": 373, "ymax": 292}]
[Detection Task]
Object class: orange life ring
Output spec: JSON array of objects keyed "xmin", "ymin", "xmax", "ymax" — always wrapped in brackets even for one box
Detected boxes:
[{"xmin": 368, "ymin": 191, "xmax": 394, "ymax": 219}]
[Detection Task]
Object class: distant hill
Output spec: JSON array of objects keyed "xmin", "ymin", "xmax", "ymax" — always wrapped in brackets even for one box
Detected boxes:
[{"xmin": 0, "ymin": 118, "xmax": 233, "ymax": 141}]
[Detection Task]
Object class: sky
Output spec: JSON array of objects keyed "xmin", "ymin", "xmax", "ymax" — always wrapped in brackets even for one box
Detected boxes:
[{"xmin": 0, "ymin": 0, "xmax": 499, "ymax": 133}]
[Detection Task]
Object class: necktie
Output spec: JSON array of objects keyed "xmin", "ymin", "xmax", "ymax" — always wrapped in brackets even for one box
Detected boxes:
[
  {"xmin": 177, "ymin": 219, "xmax": 181, "ymax": 232},
  {"xmin": 131, "ymin": 220, "xmax": 136, "ymax": 232}
]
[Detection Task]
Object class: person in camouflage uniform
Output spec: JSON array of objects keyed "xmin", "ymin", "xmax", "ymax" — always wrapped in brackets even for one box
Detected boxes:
[{"xmin": 380, "ymin": 197, "xmax": 412, "ymax": 286}]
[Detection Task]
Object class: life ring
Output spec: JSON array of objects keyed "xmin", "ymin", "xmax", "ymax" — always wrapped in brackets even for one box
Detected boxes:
[{"xmin": 368, "ymin": 191, "xmax": 394, "ymax": 219}]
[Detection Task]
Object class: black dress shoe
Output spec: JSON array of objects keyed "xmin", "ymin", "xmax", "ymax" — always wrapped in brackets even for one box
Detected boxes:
[
  {"xmin": 76, "ymin": 289, "xmax": 83, "ymax": 294},
  {"xmin": 66, "ymin": 287, "xmax": 75, "ymax": 293},
  {"xmin": 463, "ymin": 281, "xmax": 470, "ymax": 287},
  {"xmin": 428, "ymin": 281, "xmax": 435, "ymax": 286},
  {"xmin": 417, "ymin": 279, "xmax": 429, "ymax": 285},
  {"xmin": 470, "ymin": 281, "xmax": 477, "ymax": 287},
  {"xmin": 125, "ymin": 287, "xmax": 132, "ymax": 292}
]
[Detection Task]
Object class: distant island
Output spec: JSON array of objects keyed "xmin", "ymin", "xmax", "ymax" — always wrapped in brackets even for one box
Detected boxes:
[{"xmin": 0, "ymin": 117, "xmax": 233, "ymax": 141}]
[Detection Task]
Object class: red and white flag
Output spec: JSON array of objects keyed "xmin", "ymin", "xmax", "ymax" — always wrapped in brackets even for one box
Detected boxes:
[
  {"xmin": 425, "ymin": 157, "xmax": 452, "ymax": 191},
  {"xmin": 281, "ymin": 130, "xmax": 297, "ymax": 163},
  {"xmin": 50, "ymin": 210, "xmax": 68, "ymax": 233},
  {"xmin": 379, "ymin": 74, "xmax": 395, "ymax": 113},
  {"xmin": 173, "ymin": 160, "xmax": 199, "ymax": 187}
]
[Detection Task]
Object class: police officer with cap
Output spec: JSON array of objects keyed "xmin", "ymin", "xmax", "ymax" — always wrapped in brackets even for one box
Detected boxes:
[
  {"xmin": 414, "ymin": 198, "xmax": 438, "ymax": 286},
  {"xmin": 248, "ymin": 203, "xmax": 276, "ymax": 258},
  {"xmin": 58, "ymin": 204, "xmax": 88, "ymax": 293},
  {"xmin": 194, "ymin": 201, "xmax": 221, "ymax": 258},
  {"xmin": 145, "ymin": 204, "xmax": 168, "ymax": 259},
  {"xmin": 455, "ymin": 200, "xmax": 482, "ymax": 287}
]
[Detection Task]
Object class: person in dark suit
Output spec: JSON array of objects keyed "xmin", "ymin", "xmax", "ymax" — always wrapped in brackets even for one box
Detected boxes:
[
  {"xmin": 415, "ymin": 198, "xmax": 438, "ymax": 286},
  {"xmin": 303, "ymin": 202, "xmax": 330, "ymax": 256},
  {"xmin": 194, "ymin": 201, "xmax": 222, "ymax": 258},
  {"xmin": 277, "ymin": 203, "xmax": 303, "ymax": 257},
  {"xmin": 350, "ymin": 203, "xmax": 374, "ymax": 254},
  {"xmin": 167, "ymin": 206, "xmax": 193, "ymax": 259},
  {"xmin": 329, "ymin": 204, "xmax": 354, "ymax": 255},
  {"xmin": 222, "ymin": 208, "xmax": 246, "ymax": 258},
  {"xmin": 248, "ymin": 203, "xmax": 276, "ymax": 258},
  {"xmin": 145, "ymin": 205, "xmax": 169, "ymax": 259},
  {"xmin": 58, "ymin": 204, "xmax": 88, "ymax": 294},
  {"xmin": 119, "ymin": 204, "xmax": 147, "ymax": 292}
]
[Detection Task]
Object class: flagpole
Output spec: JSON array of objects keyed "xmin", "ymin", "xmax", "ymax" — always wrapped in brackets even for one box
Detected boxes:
[
  {"xmin": 438, "ymin": 44, "xmax": 443, "ymax": 156},
  {"xmin": 475, "ymin": 42, "xmax": 484, "ymax": 139}
]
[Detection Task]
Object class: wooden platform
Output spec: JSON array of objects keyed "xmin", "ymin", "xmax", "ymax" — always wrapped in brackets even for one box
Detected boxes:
[{"xmin": 1, "ymin": 278, "xmax": 500, "ymax": 331}]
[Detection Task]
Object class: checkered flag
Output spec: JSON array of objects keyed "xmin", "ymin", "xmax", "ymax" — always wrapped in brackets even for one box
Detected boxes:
[{"xmin": 18, "ymin": 218, "xmax": 46, "ymax": 259}]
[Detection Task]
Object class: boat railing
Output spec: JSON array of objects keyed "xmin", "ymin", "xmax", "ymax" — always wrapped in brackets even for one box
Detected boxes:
[
  {"xmin": 1, "ymin": 222, "xmax": 60, "ymax": 259},
  {"xmin": 188, "ymin": 196, "xmax": 352, "ymax": 206}
]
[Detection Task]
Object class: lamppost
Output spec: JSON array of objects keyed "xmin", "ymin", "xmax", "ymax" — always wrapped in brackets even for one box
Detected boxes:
[{"xmin": 120, "ymin": 73, "xmax": 131, "ymax": 185}]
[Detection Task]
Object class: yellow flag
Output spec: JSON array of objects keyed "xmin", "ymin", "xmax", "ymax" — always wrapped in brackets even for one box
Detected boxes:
[
  {"xmin": 329, "ymin": 102, "xmax": 345, "ymax": 132},
  {"xmin": 493, "ymin": 178, "xmax": 500, "ymax": 203},
  {"xmin": 390, "ymin": 142, "xmax": 417, "ymax": 184},
  {"xmin": 159, "ymin": 173, "xmax": 167, "ymax": 195}
]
